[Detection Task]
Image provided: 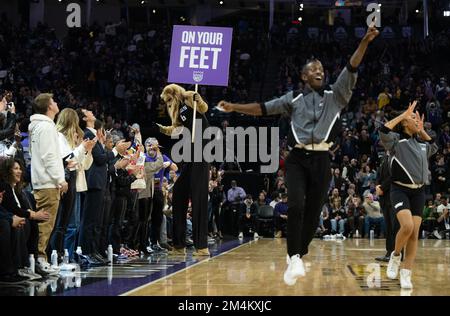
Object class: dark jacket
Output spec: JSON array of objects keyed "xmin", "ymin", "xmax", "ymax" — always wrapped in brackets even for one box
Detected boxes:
[
  {"xmin": 115, "ymin": 169, "xmax": 136, "ymax": 198},
  {"xmin": 0, "ymin": 204, "xmax": 13, "ymax": 225},
  {"xmin": 0, "ymin": 181, "xmax": 31, "ymax": 219},
  {"xmin": 0, "ymin": 112, "xmax": 16, "ymax": 141},
  {"xmin": 240, "ymin": 202, "xmax": 258, "ymax": 218},
  {"xmin": 210, "ymin": 187, "xmax": 224, "ymax": 207},
  {"xmin": 376, "ymin": 154, "xmax": 391, "ymax": 194},
  {"xmin": 106, "ymin": 155, "xmax": 118, "ymax": 197},
  {"xmin": 84, "ymin": 129, "xmax": 116, "ymax": 190},
  {"xmin": 330, "ymin": 207, "xmax": 347, "ymax": 220}
]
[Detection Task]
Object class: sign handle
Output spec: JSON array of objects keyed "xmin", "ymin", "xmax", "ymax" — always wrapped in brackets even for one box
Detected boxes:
[{"xmin": 191, "ymin": 84, "xmax": 198, "ymax": 143}]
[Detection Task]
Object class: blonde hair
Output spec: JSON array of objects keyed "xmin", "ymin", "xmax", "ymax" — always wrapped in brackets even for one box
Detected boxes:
[{"xmin": 56, "ymin": 108, "xmax": 84, "ymax": 148}]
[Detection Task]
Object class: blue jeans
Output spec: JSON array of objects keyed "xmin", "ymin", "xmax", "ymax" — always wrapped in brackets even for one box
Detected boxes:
[
  {"xmin": 64, "ymin": 193, "xmax": 81, "ymax": 260},
  {"xmin": 186, "ymin": 218, "xmax": 193, "ymax": 239},
  {"xmin": 364, "ymin": 217, "xmax": 386, "ymax": 237},
  {"xmin": 160, "ymin": 215, "xmax": 167, "ymax": 244},
  {"xmin": 331, "ymin": 218, "xmax": 346, "ymax": 234}
]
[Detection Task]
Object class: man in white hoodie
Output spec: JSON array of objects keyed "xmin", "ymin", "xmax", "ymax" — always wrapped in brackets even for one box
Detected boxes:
[{"xmin": 29, "ymin": 93, "xmax": 68, "ymax": 272}]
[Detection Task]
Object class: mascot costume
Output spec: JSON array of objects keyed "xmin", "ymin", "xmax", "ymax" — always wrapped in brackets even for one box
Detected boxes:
[{"xmin": 158, "ymin": 84, "xmax": 210, "ymax": 256}]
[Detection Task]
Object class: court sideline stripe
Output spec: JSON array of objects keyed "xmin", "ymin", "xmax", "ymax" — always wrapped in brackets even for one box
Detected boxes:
[{"xmin": 120, "ymin": 241, "xmax": 254, "ymax": 296}]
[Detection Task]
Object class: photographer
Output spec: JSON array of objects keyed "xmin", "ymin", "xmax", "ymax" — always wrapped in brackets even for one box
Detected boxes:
[
  {"xmin": 128, "ymin": 123, "xmax": 142, "ymax": 147},
  {"xmin": 436, "ymin": 196, "xmax": 450, "ymax": 238},
  {"xmin": 425, "ymin": 99, "xmax": 442, "ymax": 130},
  {"xmin": 0, "ymin": 90, "xmax": 17, "ymax": 156}
]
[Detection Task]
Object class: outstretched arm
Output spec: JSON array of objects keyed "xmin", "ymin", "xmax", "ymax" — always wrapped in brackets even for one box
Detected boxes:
[
  {"xmin": 218, "ymin": 92, "xmax": 293, "ymax": 116},
  {"xmin": 156, "ymin": 123, "xmax": 181, "ymax": 136},
  {"xmin": 331, "ymin": 21, "xmax": 379, "ymax": 107},
  {"xmin": 349, "ymin": 21, "xmax": 379, "ymax": 69},
  {"xmin": 217, "ymin": 101, "xmax": 262, "ymax": 116}
]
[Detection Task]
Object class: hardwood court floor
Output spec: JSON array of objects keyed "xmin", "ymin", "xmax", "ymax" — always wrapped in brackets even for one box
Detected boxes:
[{"xmin": 125, "ymin": 238, "xmax": 450, "ymax": 296}]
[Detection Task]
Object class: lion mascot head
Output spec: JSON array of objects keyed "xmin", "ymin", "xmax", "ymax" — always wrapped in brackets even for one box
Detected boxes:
[{"xmin": 158, "ymin": 84, "xmax": 208, "ymax": 136}]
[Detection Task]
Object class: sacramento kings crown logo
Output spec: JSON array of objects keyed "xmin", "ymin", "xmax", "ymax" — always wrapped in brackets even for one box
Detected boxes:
[{"xmin": 193, "ymin": 71, "xmax": 204, "ymax": 82}]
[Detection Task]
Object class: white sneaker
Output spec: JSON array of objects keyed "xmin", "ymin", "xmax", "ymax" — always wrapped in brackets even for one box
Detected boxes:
[
  {"xmin": 59, "ymin": 263, "xmax": 78, "ymax": 273},
  {"xmin": 400, "ymin": 269, "xmax": 413, "ymax": 289},
  {"xmin": 433, "ymin": 230, "xmax": 442, "ymax": 240},
  {"xmin": 238, "ymin": 232, "xmax": 243, "ymax": 239},
  {"xmin": 386, "ymin": 251, "xmax": 401, "ymax": 279},
  {"xmin": 18, "ymin": 268, "xmax": 42, "ymax": 281},
  {"xmin": 37, "ymin": 257, "xmax": 59, "ymax": 275},
  {"xmin": 253, "ymin": 232, "xmax": 259, "ymax": 239},
  {"xmin": 336, "ymin": 233, "xmax": 346, "ymax": 240},
  {"xmin": 283, "ymin": 254, "xmax": 305, "ymax": 286}
]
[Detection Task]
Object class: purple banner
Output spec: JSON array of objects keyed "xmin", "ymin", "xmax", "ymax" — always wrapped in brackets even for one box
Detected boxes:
[{"xmin": 168, "ymin": 25, "xmax": 233, "ymax": 87}]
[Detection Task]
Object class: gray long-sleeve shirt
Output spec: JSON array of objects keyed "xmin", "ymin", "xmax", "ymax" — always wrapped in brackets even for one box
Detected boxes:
[
  {"xmin": 138, "ymin": 152, "xmax": 164, "ymax": 199},
  {"xmin": 261, "ymin": 63, "xmax": 358, "ymax": 147},
  {"xmin": 379, "ymin": 126, "xmax": 438, "ymax": 186},
  {"xmin": 363, "ymin": 201, "xmax": 383, "ymax": 219}
]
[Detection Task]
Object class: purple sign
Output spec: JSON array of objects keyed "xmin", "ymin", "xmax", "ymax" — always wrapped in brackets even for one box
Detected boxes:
[{"xmin": 168, "ymin": 25, "xmax": 233, "ymax": 87}]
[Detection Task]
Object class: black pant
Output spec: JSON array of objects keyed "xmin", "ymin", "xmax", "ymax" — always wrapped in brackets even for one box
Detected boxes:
[
  {"xmin": 347, "ymin": 216, "xmax": 365, "ymax": 236},
  {"xmin": 380, "ymin": 192, "xmax": 396, "ymax": 254},
  {"xmin": 239, "ymin": 214, "xmax": 256, "ymax": 234},
  {"xmin": 27, "ymin": 220, "xmax": 39, "ymax": 258},
  {"xmin": 21, "ymin": 191, "xmax": 39, "ymax": 257},
  {"xmin": 0, "ymin": 219, "xmax": 16, "ymax": 276},
  {"xmin": 109, "ymin": 195, "xmax": 128, "ymax": 254},
  {"xmin": 208, "ymin": 203, "xmax": 221, "ymax": 233},
  {"xmin": 50, "ymin": 171, "xmax": 76, "ymax": 255},
  {"xmin": 14, "ymin": 223, "xmax": 30, "ymax": 268},
  {"xmin": 150, "ymin": 189, "xmax": 164, "ymax": 245},
  {"xmin": 99, "ymin": 186, "xmax": 113, "ymax": 254},
  {"xmin": 172, "ymin": 162, "xmax": 209, "ymax": 249},
  {"xmin": 274, "ymin": 216, "xmax": 287, "ymax": 233},
  {"xmin": 124, "ymin": 190, "xmax": 139, "ymax": 248},
  {"xmin": 285, "ymin": 149, "xmax": 331, "ymax": 257},
  {"xmin": 137, "ymin": 197, "xmax": 151, "ymax": 251},
  {"xmin": 79, "ymin": 188, "xmax": 104, "ymax": 255}
]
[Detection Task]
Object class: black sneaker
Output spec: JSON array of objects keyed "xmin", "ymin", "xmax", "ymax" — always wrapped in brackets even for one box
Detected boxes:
[
  {"xmin": 0, "ymin": 274, "xmax": 30, "ymax": 284},
  {"xmin": 375, "ymin": 255, "xmax": 390, "ymax": 262},
  {"xmin": 151, "ymin": 244, "xmax": 168, "ymax": 253},
  {"xmin": 159, "ymin": 242, "xmax": 173, "ymax": 251}
]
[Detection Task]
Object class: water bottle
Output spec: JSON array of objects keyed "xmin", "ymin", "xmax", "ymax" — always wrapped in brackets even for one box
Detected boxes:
[
  {"xmin": 29, "ymin": 254, "xmax": 35, "ymax": 274},
  {"xmin": 51, "ymin": 250, "xmax": 58, "ymax": 267},
  {"xmin": 107, "ymin": 266, "xmax": 113, "ymax": 285},
  {"xmin": 51, "ymin": 279, "xmax": 57, "ymax": 292},
  {"xmin": 63, "ymin": 249, "xmax": 69, "ymax": 264},
  {"xmin": 370, "ymin": 229, "xmax": 375, "ymax": 241},
  {"xmin": 355, "ymin": 230, "xmax": 359, "ymax": 238},
  {"xmin": 422, "ymin": 230, "xmax": 426, "ymax": 239},
  {"xmin": 107, "ymin": 244, "xmax": 113, "ymax": 264},
  {"xmin": 76, "ymin": 246, "xmax": 83, "ymax": 255}
]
